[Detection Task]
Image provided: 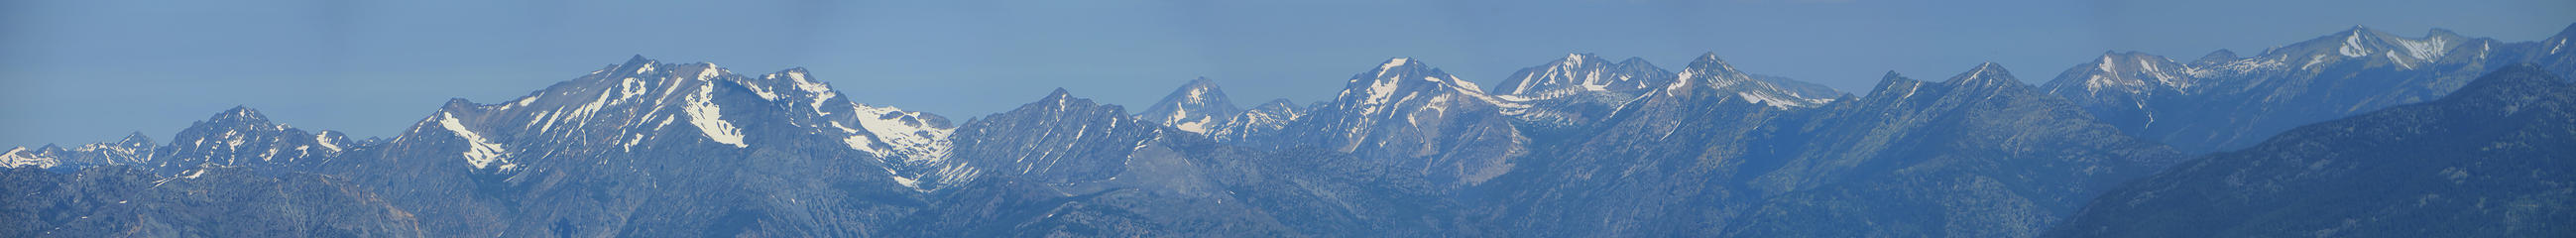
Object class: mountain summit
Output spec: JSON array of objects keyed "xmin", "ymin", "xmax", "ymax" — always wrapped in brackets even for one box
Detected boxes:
[
  {"xmin": 1135, "ymin": 77, "xmax": 1242, "ymax": 134},
  {"xmin": 1273, "ymin": 58, "xmax": 1525, "ymax": 186},
  {"xmin": 2039, "ymin": 25, "xmax": 2576, "ymax": 152},
  {"xmin": 6, "ymin": 23, "xmax": 2575, "ymax": 238}
]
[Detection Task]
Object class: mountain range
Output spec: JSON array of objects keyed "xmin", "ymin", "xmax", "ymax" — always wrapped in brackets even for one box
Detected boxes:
[{"xmin": 3, "ymin": 23, "xmax": 2571, "ymax": 237}]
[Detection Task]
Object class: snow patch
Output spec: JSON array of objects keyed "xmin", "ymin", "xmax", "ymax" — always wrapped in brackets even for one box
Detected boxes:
[
  {"xmin": 694, "ymin": 63, "xmax": 723, "ymax": 79},
  {"xmin": 852, "ymin": 106, "xmax": 951, "ymax": 162},
  {"xmin": 2303, "ymin": 55, "xmax": 2330, "ymax": 70},
  {"xmin": 1376, "ymin": 58, "xmax": 1411, "ymax": 77},
  {"xmin": 1, "ymin": 147, "xmax": 59, "ymax": 169},
  {"xmin": 2339, "ymin": 33, "xmax": 2371, "ymax": 58},
  {"xmin": 617, "ymin": 77, "xmax": 647, "ymax": 103},
  {"xmin": 2552, "ymin": 39, "xmax": 2566, "ymax": 55},
  {"xmin": 784, "ymin": 71, "xmax": 841, "ymax": 112},
  {"xmin": 683, "ymin": 83, "xmax": 751, "ymax": 148},
  {"xmin": 314, "ymin": 132, "xmax": 341, "ymax": 152},
  {"xmin": 2395, "ymin": 36, "xmax": 2450, "ymax": 60},
  {"xmin": 1737, "ymin": 92, "xmax": 1798, "ymax": 109},
  {"xmin": 834, "ymin": 121, "xmax": 886, "ymax": 156},
  {"xmin": 436, "ymin": 112, "xmax": 512, "ymax": 170}
]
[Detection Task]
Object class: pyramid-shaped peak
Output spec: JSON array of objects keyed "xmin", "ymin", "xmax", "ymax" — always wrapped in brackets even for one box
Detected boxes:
[
  {"xmin": 608, "ymin": 55, "xmax": 663, "ymax": 74},
  {"xmin": 1377, "ymin": 58, "xmax": 1427, "ymax": 71},
  {"xmin": 1155, "ymin": 77, "xmax": 1233, "ymax": 103},
  {"xmin": 1948, "ymin": 62, "xmax": 2021, "ymax": 87},
  {"xmin": 440, "ymin": 98, "xmax": 480, "ymax": 111},
  {"xmin": 1355, "ymin": 57, "xmax": 1462, "ymax": 84},
  {"xmin": 1684, "ymin": 52, "xmax": 1741, "ymax": 73},
  {"xmin": 1561, "ymin": 53, "xmax": 1601, "ymax": 63},
  {"xmin": 1866, "ymin": 70, "xmax": 1927, "ymax": 94},
  {"xmin": 1043, "ymin": 87, "xmax": 1076, "ymax": 101},
  {"xmin": 1692, "ymin": 52, "xmax": 1727, "ymax": 63},
  {"xmin": 624, "ymin": 55, "xmax": 655, "ymax": 65},
  {"xmin": 118, "ymin": 131, "xmax": 154, "ymax": 145},
  {"xmin": 1184, "ymin": 76, "xmax": 1221, "ymax": 87},
  {"xmin": 210, "ymin": 106, "xmax": 271, "ymax": 124}
]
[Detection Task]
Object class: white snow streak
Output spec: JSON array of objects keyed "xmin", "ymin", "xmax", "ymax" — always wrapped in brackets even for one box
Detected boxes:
[
  {"xmin": 684, "ymin": 83, "xmax": 750, "ymax": 148},
  {"xmin": 436, "ymin": 112, "xmax": 512, "ymax": 170}
]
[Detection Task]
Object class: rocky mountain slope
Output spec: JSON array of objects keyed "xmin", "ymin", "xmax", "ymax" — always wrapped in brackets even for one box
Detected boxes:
[
  {"xmin": 1, "ymin": 23, "xmax": 2569, "ymax": 237},
  {"xmin": 2045, "ymin": 64, "xmax": 2575, "ymax": 237}
]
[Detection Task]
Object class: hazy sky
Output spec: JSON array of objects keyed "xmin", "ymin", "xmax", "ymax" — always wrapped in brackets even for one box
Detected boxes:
[{"xmin": 2, "ymin": 0, "xmax": 2571, "ymax": 147}]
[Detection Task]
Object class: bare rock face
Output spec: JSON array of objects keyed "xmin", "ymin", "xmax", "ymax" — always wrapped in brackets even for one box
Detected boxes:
[
  {"xmin": 4, "ymin": 23, "xmax": 2571, "ymax": 237},
  {"xmin": 2047, "ymin": 65, "xmax": 2576, "ymax": 238},
  {"xmin": 2040, "ymin": 25, "xmax": 2576, "ymax": 153}
]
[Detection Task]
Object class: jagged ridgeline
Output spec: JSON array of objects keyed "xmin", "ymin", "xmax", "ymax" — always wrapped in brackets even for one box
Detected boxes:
[
  {"xmin": 2046, "ymin": 64, "xmax": 2576, "ymax": 237},
  {"xmin": 4, "ymin": 23, "xmax": 2572, "ymax": 237}
]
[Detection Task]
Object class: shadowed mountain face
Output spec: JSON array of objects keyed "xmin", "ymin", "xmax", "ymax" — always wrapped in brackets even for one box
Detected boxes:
[
  {"xmin": 310, "ymin": 57, "xmax": 938, "ymax": 237},
  {"xmin": 2041, "ymin": 25, "xmax": 2576, "ymax": 153},
  {"xmin": 1208, "ymin": 98, "xmax": 1306, "ymax": 143},
  {"xmin": 1264, "ymin": 58, "xmax": 1532, "ymax": 187},
  {"xmin": 0, "ymin": 167, "xmax": 422, "ymax": 237},
  {"xmin": 2, "ymin": 23, "xmax": 2571, "ymax": 237},
  {"xmin": 1135, "ymin": 77, "xmax": 1242, "ymax": 135},
  {"xmin": 2046, "ymin": 64, "xmax": 2576, "ymax": 238},
  {"xmin": 147, "ymin": 106, "xmax": 352, "ymax": 176},
  {"xmin": 1469, "ymin": 62, "xmax": 2182, "ymax": 237},
  {"xmin": 1, "ymin": 132, "xmax": 155, "ymax": 173},
  {"xmin": 1493, "ymin": 53, "xmax": 1842, "ymax": 137},
  {"xmin": 892, "ymin": 89, "xmax": 1467, "ymax": 237}
]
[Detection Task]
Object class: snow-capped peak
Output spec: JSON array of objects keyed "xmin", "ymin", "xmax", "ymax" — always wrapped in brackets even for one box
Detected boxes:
[
  {"xmin": 1659, "ymin": 53, "xmax": 1839, "ymax": 108},
  {"xmin": 2059, "ymin": 52, "xmax": 2196, "ymax": 94},
  {"xmin": 117, "ymin": 131, "xmax": 155, "ymax": 148},
  {"xmin": 1338, "ymin": 58, "xmax": 1498, "ymax": 110},
  {"xmin": 1043, "ymin": 88, "xmax": 1076, "ymax": 107},
  {"xmin": 212, "ymin": 106, "xmax": 271, "ymax": 125},
  {"xmin": 1377, "ymin": 58, "xmax": 1415, "ymax": 76},
  {"xmin": 401, "ymin": 56, "xmax": 958, "ymax": 179},
  {"xmin": 1137, "ymin": 77, "xmax": 1241, "ymax": 134},
  {"xmin": 1496, "ymin": 53, "xmax": 1678, "ymax": 97},
  {"xmin": 2271, "ymin": 26, "xmax": 2467, "ymax": 69},
  {"xmin": 2338, "ymin": 26, "xmax": 2378, "ymax": 58},
  {"xmin": 1, "ymin": 146, "xmax": 59, "ymax": 169},
  {"xmin": 1948, "ymin": 61, "xmax": 2024, "ymax": 90},
  {"xmin": 148, "ymin": 106, "xmax": 346, "ymax": 174},
  {"xmin": 1687, "ymin": 53, "xmax": 1741, "ymax": 74},
  {"xmin": 1208, "ymin": 98, "xmax": 1303, "ymax": 143}
]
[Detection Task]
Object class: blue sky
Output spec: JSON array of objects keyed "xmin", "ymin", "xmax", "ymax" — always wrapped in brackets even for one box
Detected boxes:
[{"xmin": 2, "ymin": 0, "xmax": 2571, "ymax": 146}]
